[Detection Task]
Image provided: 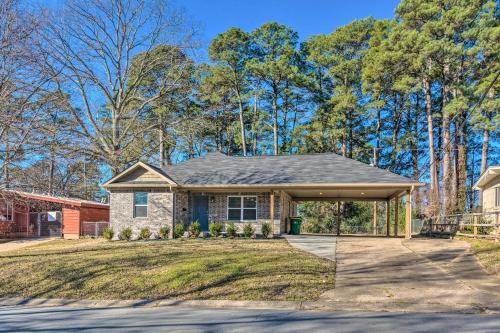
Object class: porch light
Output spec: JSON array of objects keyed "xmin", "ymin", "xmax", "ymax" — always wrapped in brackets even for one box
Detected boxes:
[
  {"xmin": 361, "ymin": 192, "xmax": 365, "ymax": 195},
  {"xmin": 319, "ymin": 192, "xmax": 323, "ymax": 195}
]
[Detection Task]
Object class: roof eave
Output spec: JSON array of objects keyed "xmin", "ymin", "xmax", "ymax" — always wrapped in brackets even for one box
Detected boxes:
[
  {"xmin": 177, "ymin": 182, "xmax": 425, "ymax": 190},
  {"xmin": 104, "ymin": 183, "xmax": 177, "ymax": 189},
  {"xmin": 473, "ymin": 166, "xmax": 500, "ymax": 189}
]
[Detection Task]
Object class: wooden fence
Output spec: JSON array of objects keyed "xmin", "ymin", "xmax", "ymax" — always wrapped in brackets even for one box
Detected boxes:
[{"xmin": 420, "ymin": 212, "xmax": 499, "ymax": 241}]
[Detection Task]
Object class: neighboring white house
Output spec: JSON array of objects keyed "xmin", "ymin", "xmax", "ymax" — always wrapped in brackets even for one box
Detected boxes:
[{"xmin": 474, "ymin": 165, "xmax": 500, "ymax": 213}]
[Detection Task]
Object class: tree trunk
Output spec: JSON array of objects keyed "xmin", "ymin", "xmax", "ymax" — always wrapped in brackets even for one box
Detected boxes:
[
  {"xmin": 252, "ymin": 93, "xmax": 258, "ymax": 156},
  {"xmin": 341, "ymin": 129, "xmax": 347, "ymax": 157},
  {"xmin": 479, "ymin": 126, "xmax": 489, "ymax": 210},
  {"xmin": 391, "ymin": 95, "xmax": 402, "ymax": 170},
  {"xmin": 282, "ymin": 86, "xmax": 289, "ymax": 153},
  {"xmin": 374, "ymin": 109, "xmax": 381, "ymax": 167},
  {"xmin": 455, "ymin": 115, "xmax": 467, "ymax": 213},
  {"xmin": 236, "ymin": 90, "xmax": 247, "ymax": 156},
  {"xmin": 423, "ymin": 74, "xmax": 439, "ymax": 216},
  {"xmin": 409, "ymin": 93, "xmax": 420, "ymax": 214},
  {"xmin": 272, "ymin": 89, "xmax": 279, "ymax": 155},
  {"xmin": 3, "ymin": 127, "xmax": 9, "ymax": 189},
  {"xmin": 441, "ymin": 65, "xmax": 452, "ymax": 214},
  {"xmin": 348, "ymin": 110, "xmax": 353, "ymax": 159},
  {"xmin": 48, "ymin": 149, "xmax": 55, "ymax": 195},
  {"xmin": 159, "ymin": 113, "xmax": 165, "ymax": 168}
]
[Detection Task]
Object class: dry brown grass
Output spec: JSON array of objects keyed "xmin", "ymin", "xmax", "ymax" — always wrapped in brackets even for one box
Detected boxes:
[
  {"xmin": 459, "ymin": 237, "xmax": 500, "ymax": 275},
  {"xmin": 0, "ymin": 238, "xmax": 335, "ymax": 301}
]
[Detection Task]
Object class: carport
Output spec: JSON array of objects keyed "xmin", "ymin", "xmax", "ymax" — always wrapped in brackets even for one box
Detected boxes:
[{"xmin": 280, "ymin": 183, "xmax": 419, "ymax": 239}]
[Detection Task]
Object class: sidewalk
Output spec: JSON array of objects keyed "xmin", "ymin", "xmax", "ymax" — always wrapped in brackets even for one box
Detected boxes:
[{"xmin": 0, "ymin": 238, "xmax": 55, "ymax": 253}]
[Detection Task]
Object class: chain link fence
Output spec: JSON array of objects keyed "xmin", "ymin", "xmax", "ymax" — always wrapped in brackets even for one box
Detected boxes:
[{"xmin": 82, "ymin": 221, "xmax": 109, "ymax": 237}]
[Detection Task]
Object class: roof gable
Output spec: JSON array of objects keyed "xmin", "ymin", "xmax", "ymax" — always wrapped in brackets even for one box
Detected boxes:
[{"xmin": 102, "ymin": 162, "xmax": 177, "ymax": 188}]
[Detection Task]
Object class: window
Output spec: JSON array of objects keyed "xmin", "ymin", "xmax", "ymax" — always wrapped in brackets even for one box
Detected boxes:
[
  {"xmin": 133, "ymin": 192, "xmax": 148, "ymax": 218},
  {"xmin": 0, "ymin": 202, "xmax": 13, "ymax": 222},
  {"xmin": 496, "ymin": 187, "xmax": 500, "ymax": 207},
  {"xmin": 227, "ymin": 196, "xmax": 257, "ymax": 221}
]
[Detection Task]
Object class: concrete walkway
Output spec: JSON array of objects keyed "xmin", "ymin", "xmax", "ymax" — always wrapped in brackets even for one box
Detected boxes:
[
  {"xmin": 320, "ymin": 237, "xmax": 500, "ymax": 312},
  {"xmin": 0, "ymin": 238, "xmax": 54, "ymax": 253},
  {"xmin": 283, "ymin": 235, "xmax": 336, "ymax": 261}
]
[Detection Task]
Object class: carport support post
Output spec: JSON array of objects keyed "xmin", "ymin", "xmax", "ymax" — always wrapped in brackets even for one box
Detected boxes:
[
  {"xmin": 336, "ymin": 201, "xmax": 341, "ymax": 236},
  {"xmin": 385, "ymin": 200, "xmax": 390, "ymax": 237},
  {"xmin": 270, "ymin": 190, "xmax": 275, "ymax": 234},
  {"xmin": 394, "ymin": 196, "xmax": 399, "ymax": 237},
  {"xmin": 373, "ymin": 202, "xmax": 377, "ymax": 235},
  {"xmin": 405, "ymin": 190, "xmax": 412, "ymax": 239}
]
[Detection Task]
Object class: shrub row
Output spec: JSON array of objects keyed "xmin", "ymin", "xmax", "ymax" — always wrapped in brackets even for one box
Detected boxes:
[
  {"xmin": 102, "ymin": 226, "xmax": 170, "ymax": 241},
  {"xmin": 102, "ymin": 221, "xmax": 273, "ymax": 241}
]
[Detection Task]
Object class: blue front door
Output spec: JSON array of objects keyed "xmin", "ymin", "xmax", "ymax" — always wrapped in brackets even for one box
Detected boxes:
[{"xmin": 192, "ymin": 195, "xmax": 209, "ymax": 231}]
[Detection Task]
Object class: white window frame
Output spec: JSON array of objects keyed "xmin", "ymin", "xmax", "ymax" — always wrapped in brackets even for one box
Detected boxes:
[
  {"xmin": 227, "ymin": 196, "xmax": 257, "ymax": 221},
  {"xmin": 133, "ymin": 192, "xmax": 148, "ymax": 218},
  {"xmin": 495, "ymin": 187, "xmax": 500, "ymax": 208},
  {"xmin": 0, "ymin": 201, "xmax": 14, "ymax": 222}
]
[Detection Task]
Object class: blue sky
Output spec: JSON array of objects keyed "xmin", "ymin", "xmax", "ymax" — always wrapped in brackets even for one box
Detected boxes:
[
  {"xmin": 179, "ymin": 0, "xmax": 400, "ymax": 59},
  {"xmin": 37, "ymin": 0, "xmax": 401, "ymax": 60}
]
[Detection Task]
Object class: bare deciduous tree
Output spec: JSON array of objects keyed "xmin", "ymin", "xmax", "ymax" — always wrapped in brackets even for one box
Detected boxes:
[{"xmin": 41, "ymin": 0, "xmax": 197, "ymax": 175}]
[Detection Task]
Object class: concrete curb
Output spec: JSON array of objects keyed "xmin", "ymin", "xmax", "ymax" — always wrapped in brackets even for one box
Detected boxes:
[
  {"xmin": 1, "ymin": 297, "xmax": 499, "ymax": 315},
  {"xmin": 0, "ymin": 297, "xmax": 302, "ymax": 311}
]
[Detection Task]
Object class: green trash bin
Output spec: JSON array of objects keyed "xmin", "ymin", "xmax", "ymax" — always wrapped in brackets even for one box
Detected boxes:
[{"xmin": 290, "ymin": 217, "xmax": 302, "ymax": 235}]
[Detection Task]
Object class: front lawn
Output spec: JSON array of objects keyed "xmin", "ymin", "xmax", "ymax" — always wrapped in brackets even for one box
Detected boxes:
[
  {"xmin": 0, "ymin": 238, "xmax": 334, "ymax": 301},
  {"xmin": 459, "ymin": 237, "xmax": 500, "ymax": 275}
]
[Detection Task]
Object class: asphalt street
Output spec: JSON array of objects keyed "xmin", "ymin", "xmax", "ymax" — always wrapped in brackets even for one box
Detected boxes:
[{"xmin": 0, "ymin": 305, "xmax": 499, "ymax": 333}]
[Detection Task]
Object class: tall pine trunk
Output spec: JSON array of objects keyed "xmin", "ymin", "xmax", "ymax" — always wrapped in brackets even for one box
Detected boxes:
[
  {"xmin": 282, "ymin": 86, "xmax": 289, "ymax": 153},
  {"xmin": 272, "ymin": 87, "xmax": 279, "ymax": 155},
  {"xmin": 479, "ymin": 125, "xmax": 489, "ymax": 210},
  {"xmin": 441, "ymin": 65, "xmax": 452, "ymax": 214},
  {"xmin": 236, "ymin": 90, "xmax": 247, "ymax": 156},
  {"xmin": 410, "ymin": 93, "xmax": 420, "ymax": 214},
  {"xmin": 251, "ymin": 93, "xmax": 258, "ymax": 155},
  {"xmin": 423, "ymin": 74, "xmax": 439, "ymax": 216},
  {"xmin": 455, "ymin": 115, "xmax": 467, "ymax": 213}
]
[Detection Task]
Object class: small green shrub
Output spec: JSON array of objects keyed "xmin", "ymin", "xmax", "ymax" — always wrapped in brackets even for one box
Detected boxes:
[
  {"xmin": 226, "ymin": 222, "xmax": 237, "ymax": 238},
  {"xmin": 209, "ymin": 222, "xmax": 223, "ymax": 237},
  {"xmin": 243, "ymin": 224, "xmax": 255, "ymax": 238},
  {"xmin": 159, "ymin": 226, "xmax": 170, "ymax": 239},
  {"xmin": 173, "ymin": 224, "xmax": 185, "ymax": 238},
  {"xmin": 119, "ymin": 227, "xmax": 132, "ymax": 241},
  {"xmin": 189, "ymin": 221, "xmax": 202, "ymax": 238},
  {"xmin": 102, "ymin": 228, "xmax": 114, "ymax": 240},
  {"xmin": 261, "ymin": 222, "xmax": 272, "ymax": 238},
  {"xmin": 138, "ymin": 227, "xmax": 151, "ymax": 240}
]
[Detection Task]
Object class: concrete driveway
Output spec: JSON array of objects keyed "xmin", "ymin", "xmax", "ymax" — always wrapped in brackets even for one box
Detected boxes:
[
  {"xmin": 284, "ymin": 235, "xmax": 336, "ymax": 261},
  {"xmin": 319, "ymin": 237, "xmax": 500, "ymax": 312}
]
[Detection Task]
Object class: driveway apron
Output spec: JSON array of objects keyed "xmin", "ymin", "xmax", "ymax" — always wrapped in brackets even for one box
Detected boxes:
[
  {"xmin": 321, "ymin": 237, "xmax": 500, "ymax": 311},
  {"xmin": 284, "ymin": 235, "xmax": 336, "ymax": 261}
]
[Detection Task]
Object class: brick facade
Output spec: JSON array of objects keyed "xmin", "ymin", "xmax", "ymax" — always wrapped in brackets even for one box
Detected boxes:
[
  {"xmin": 204, "ymin": 192, "xmax": 281, "ymax": 235},
  {"xmin": 109, "ymin": 189, "xmax": 289, "ymax": 237},
  {"xmin": 109, "ymin": 188, "xmax": 174, "ymax": 239}
]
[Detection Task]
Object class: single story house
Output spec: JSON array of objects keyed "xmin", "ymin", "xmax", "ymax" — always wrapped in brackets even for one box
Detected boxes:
[
  {"xmin": 474, "ymin": 165, "xmax": 500, "ymax": 213},
  {"xmin": 0, "ymin": 190, "xmax": 109, "ymax": 239},
  {"xmin": 103, "ymin": 152, "xmax": 423, "ymax": 239}
]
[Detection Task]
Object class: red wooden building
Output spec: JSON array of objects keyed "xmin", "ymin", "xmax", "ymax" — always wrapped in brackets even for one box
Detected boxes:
[{"xmin": 0, "ymin": 191, "xmax": 109, "ymax": 239}]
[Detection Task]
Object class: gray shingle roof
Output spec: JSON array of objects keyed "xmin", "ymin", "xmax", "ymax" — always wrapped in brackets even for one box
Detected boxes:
[{"xmin": 164, "ymin": 152, "xmax": 417, "ymax": 186}]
